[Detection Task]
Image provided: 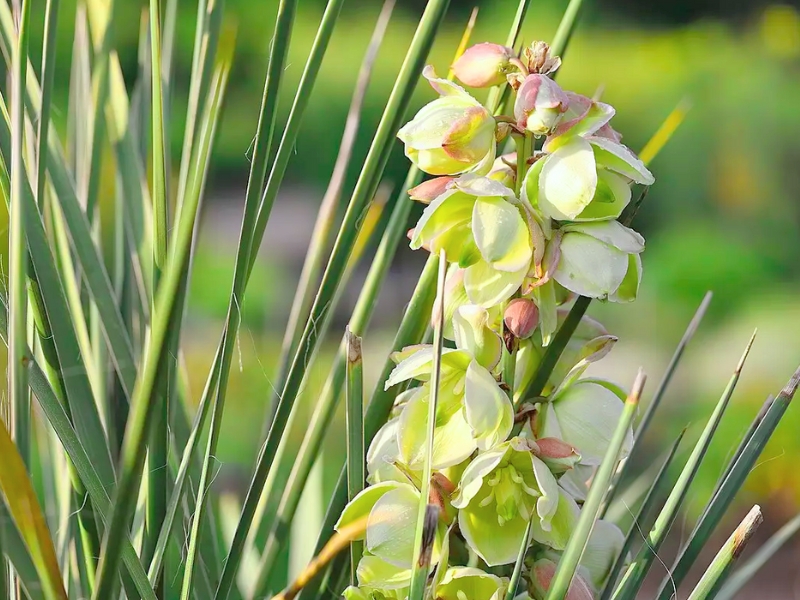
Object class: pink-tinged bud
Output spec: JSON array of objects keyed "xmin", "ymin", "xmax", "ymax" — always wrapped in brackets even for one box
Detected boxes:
[
  {"xmin": 408, "ymin": 176, "xmax": 454, "ymax": 204},
  {"xmin": 452, "ymin": 42, "xmax": 516, "ymax": 88},
  {"xmin": 530, "ymin": 559, "xmax": 594, "ymax": 600},
  {"xmin": 533, "ymin": 437, "xmax": 581, "ymax": 473},
  {"xmin": 514, "ymin": 74, "xmax": 569, "ymax": 136},
  {"xmin": 504, "ymin": 298, "xmax": 539, "ymax": 339}
]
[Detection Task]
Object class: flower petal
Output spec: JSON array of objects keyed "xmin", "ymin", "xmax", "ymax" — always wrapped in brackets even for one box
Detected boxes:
[
  {"xmin": 572, "ymin": 168, "xmax": 632, "ymax": 222},
  {"xmin": 538, "ymin": 137, "xmax": 598, "ymax": 220},
  {"xmin": 562, "ymin": 220, "xmax": 645, "ymax": 254},
  {"xmin": 367, "ymin": 485, "xmax": 426, "ymax": 568},
  {"xmin": 472, "ymin": 196, "xmax": 532, "ymax": 272},
  {"xmin": 531, "ymin": 488, "xmax": 580, "ymax": 550},
  {"xmin": 357, "ymin": 555, "xmax": 412, "ymax": 590},
  {"xmin": 464, "ymin": 259, "xmax": 527, "ymax": 308},
  {"xmin": 609, "ymin": 253, "xmax": 642, "ymax": 303},
  {"xmin": 452, "ymin": 446, "xmax": 509, "ymax": 508},
  {"xmin": 553, "ymin": 232, "xmax": 629, "ymax": 299},
  {"xmin": 452, "ymin": 304, "xmax": 503, "ymax": 370},
  {"xmin": 336, "ymin": 481, "xmax": 404, "ymax": 537},
  {"xmin": 463, "ymin": 361, "xmax": 514, "ymax": 450},
  {"xmin": 588, "ymin": 136, "xmax": 655, "ymax": 185}
]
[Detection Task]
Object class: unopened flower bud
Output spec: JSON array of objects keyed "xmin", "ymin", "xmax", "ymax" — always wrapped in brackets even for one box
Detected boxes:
[
  {"xmin": 408, "ymin": 176, "xmax": 454, "ymax": 204},
  {"xmin": 529, "ymin": 558, "xmax": 594, "ymax": 600},
  {"xmin": 533, "ymin": 437, "xmax": 581, "ymax": 473},
  {"xmin": 514, "ymin": 74, "xmax": 569, "ymax": 136},
  {"xmin": 504, "ymin": 297, "xmax": 539, "ymax": 339},
  {"xmin": 452, "ymin": 42, "xmax": 516, "ymax": 88}
]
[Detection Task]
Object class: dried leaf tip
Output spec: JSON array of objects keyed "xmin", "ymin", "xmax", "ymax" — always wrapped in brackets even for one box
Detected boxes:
[
  {"xmin": 345, "ymin": 327, "xmax": 362, "ymax": 363},
  {"xmin": 628, "ymin": 368, "xmax": 647, "ymax": 405},
  {"xmin": 778, "ymin": 364, "xmax": 800, "ymax": 401},
  {"xmin": 418, "ymin": 504, "xmax": 440, "ymax": 568},
  {"xmin": 732, "ymin": 505, "xmax": 763, "ymax": 559},
  {"xmin": 735, "ymin": 329, "xmax": 758, "ymax": 375}
]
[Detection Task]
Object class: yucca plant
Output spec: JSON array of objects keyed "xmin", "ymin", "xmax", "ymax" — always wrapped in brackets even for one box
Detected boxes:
[{"xmin": 0, "ymin": 0, "xmax": 797, "ymax": 599}]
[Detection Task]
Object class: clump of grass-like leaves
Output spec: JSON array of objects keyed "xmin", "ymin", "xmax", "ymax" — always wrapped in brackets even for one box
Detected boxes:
[{"xmin": 0, "ymin": 0, "xmax": 797, "ymax": 599}]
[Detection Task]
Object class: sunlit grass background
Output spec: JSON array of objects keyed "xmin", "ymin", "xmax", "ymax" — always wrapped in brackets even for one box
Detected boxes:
[{"xmin": 3, "ymin": 0, "xmax": 800, "ymax": 590}]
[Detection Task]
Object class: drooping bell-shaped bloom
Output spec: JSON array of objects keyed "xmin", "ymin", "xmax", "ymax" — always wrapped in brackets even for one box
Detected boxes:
[
  {"xmin": 538, "ymin": 379, "xmax": 633, "ymax": 467},
  {"xmin": 514, "ymin": 74, "xmax": 570, "ymax": 136},
  {"xmin": 452, "ymin": 42, "xmax": 516, "ymax": 88},
  {"xmin": 522, "ymin": 92, "xmax": 654, "ymax": 221},
  {"xmin": 410, "ymin": 175, "xmax": 537, "ymax": 307},
  {"xmin": 528, "ymin": 558, "xmax": 595, "ymax": 600},
  {"xmin": 398, "ymin": 66, "xmax": 496, "ymax": 176},
  {"xmin": 436, "ymin": 567, "xmax": 508, "ymax": 600},
  {"xmin": 336, "ymin": 481, "xmax": 445, "ymax": 570},
  {"xmin": 385, "ymin": 305, "xmax": 512, "ymax": 469},
  {"xmin": 580, "ymin": 519, "xmax": 626, "ymax": 590},
  {"xmin": 552, "ymin": 221, "xmax": 644, "ymax": 302},
  {"xmin": 452, "ymin": 437, "xmax": 578, "ymax": 565},
  {"xmin": 504, "ymin": 297, "xmax": 540, "ymax": 340}
]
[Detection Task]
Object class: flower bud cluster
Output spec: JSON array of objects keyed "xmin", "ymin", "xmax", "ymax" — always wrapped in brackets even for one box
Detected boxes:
[{"xmin": 338, "ymin": 40, "xmax": 653, "ymax": 600}]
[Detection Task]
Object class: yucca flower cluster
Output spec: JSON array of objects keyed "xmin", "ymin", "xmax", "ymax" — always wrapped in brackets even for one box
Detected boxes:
[{"xmin": 337, "ymin": 41, "xmax": 653, "ymax": 600}]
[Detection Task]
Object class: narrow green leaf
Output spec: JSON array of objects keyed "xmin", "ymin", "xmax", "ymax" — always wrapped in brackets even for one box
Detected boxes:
[
  {"xmin": 0, "ymin": 302, "xmax": 157, "ymax": 600},
  {"xmin": 409, "ymin": 250, "xmax": 448, "ymax": 600},
  {"xmin": 92, "ymin": 58, "xmax": 230, "ymax": 600},
  {"xmin": 345, "ymin": 328, "xmax": 365, "ymax": 586},
  {"xmin": 295, "ymin": 254, "xmax": 441, "ymax": 600},
  {"xmin": 655, "ymin": 365, "xmax": 800, "ymax": 600},
  {"xmin": 600, "ymin": 431, "xmax": 686, "ymax": 600},
  {"xmin": 217, "ymin": 0, "xmax": 450, "ymax": 595},
  {"xmin": 35, "ymin": 0, "xmax": 60, "ymax": 210},
  {"xmin": 550, "ymin": 0, "xmax": 585, "ymax": 58},
  {"xmin": 266, "ymin": 0, "xmax": 386, "ymax": 425},
  {"xmin": 613, "ymin": 333, "xmax": 756, "ymax": 600},
  {"xmin": 686, "ymin": 505, "xmax": 762, "ymax": 600},
  {"xmin": 545, "ymin": 370, "xmax": 646, "ymax": 600},
  {"xmin": 506, "ymin": 518, "xmax": 535, "ymax": 600},
  {"xmin": 717, "ymin": 511, "xmax": 800, "ymax": 599},
  {"xmin": 601, "ymin": 292, "xmax": 712, "ymax": 516},
  {"xmin": 0, "ymin": 420, "xmax": 68, "ymax": 600},
  {"xmin": 8, "ymin": 0, "xmax": 32, "ymax": 472}
]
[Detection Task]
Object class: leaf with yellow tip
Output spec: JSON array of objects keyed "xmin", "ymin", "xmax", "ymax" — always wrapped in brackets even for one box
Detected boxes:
[{"xmin": 0, "ymin": 419, "xmax": 67, "ymax": 600}]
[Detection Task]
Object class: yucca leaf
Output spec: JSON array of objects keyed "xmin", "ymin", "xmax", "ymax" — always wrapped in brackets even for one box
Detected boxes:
[
  {"xmin": 0, "ymin": 420, "xmax": 68, "ymax": 600},
  {"xmin": 0, "ymin": 499, "xmax": 45, "ymax": 600},
  {"xmin": 295, "ymin": 254, "xmax": 441, "ymax": 600},
  {"xmin": 686, "ymin": 505, "xmax": 762, "ymax": 600},
  {"xmin": 8, "ymin": 0, "xmax": 32, "ymax": 476},
  {"xmin": 600, "ymin": 430, "xmax": 686, "ymax": 600},
  {"xmin": 716, "ymin": 511, "xmax": 800, "ymax": 599},
  {"xmin": 256, "ymin": 0, "xmax": 354, "ymax": 411},
  {"xmin": 601, "ymin": 292, "xmax": 713, "ymax": 515},
  {"xmin": 408, "ymin": 250, "xmax": 448, "ymax": 600},
  {"xmin": 92, "ymin": 55, "xmax": 230, "ymax": 600},
  {"xmin": 218, "ymin": 0, "xmax": 450, "ymax": 595},
  {"xmin": 35, "ymin": 0, "xmax": 59, "ymax": 211},
  {"xmin": 545, "ymin": 370, "xmax": 646, "ymax": 600},
  {"xmin": 638, "ymin": 99, "xmax": 691, "ymax": 165},
  {"xmin": 345, "ymin": 329, "xmax": 365, "ymax": 586},
  {"xmin": 612, "ymin": 333, "xmax": 756, "ymax": 600},
  {"xmin": 0, "ymin": 301, "xmax": 158, "ymax": 599},
  {"xmin": 655, "ymin": 366, "xmax": 800, "ymax": 600},
  {"xmin": 250, "ymin": 170, "xmax": 422, "ymax": 597},
  {"xmin": 506, "ymin": 517, "xmax": 536, "ymax": 600}
]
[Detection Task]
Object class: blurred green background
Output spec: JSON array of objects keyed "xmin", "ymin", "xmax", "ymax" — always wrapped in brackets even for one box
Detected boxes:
[{"xmin": 4, "ymin": 0, "xmax": 800, "ymax": 587}]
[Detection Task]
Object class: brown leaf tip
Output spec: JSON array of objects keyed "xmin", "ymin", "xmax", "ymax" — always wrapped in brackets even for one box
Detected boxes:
[
  {"xmin": 778, "ymin": 364, "xmax": 800, "ymax": 401},
  {"xmin": 628, "ymin": 368, "xmax": 647, "ymax": 405},
  {"xmin": 732, "ymin": 505, "xmax": 763, "ymax": 559},
  {"xmin": 418, "ymin": 504, "xmax": 440, "ymax": 568},
  {"xmin": 345, "ymin": 327, "xmax": 362, "ymax": 363}
]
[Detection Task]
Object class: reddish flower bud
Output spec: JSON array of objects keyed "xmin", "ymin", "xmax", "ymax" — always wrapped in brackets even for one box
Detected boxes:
[
  {"xmin": 408, "ymin": 176, "xmax": 455, "ymax": 204},
  {"xmin": 452, "ymin": 42, "xmax": 516, "ymax": 88},
  {"xmin": 504, "ymin": 298, "xmax": 539, "ymax": 339},
  {"xmin": 530, "ymin": 558, "xmax": 594, "ymax": 600},
  {"xmin": 514, "ymin": 74, "xmax": 569, "ymax": 136}
]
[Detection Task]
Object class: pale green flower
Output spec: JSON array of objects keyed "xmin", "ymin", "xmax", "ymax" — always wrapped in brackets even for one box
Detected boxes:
[
  {"xmin": 553, "ymin": 221, "xmax": 644, "ymax": 302},
  {"xmin": 580, "ymin": 519, "xmax": 625, "ymax": 589},
  {"xmin": 335, "ymin": 481, "xmax": 445, "ymax": 570},
  {"xmin": 398, "ymin": 66, "xmax": 496, "ymax": 176},
  {"xmin": 385, "ymin": 305, "xmax": 513, "ymax": 469},
  {"xmin": 436, "ymin": 567, "xmax": 508, "ymax": 600},
  {"xmin": 538, "ymin": 379, "xmax": 633, "ymax": 467},
  {"xmin": 452, "ymin": 438, "xmax": 577, "ymax": 565},
  {"xmin": 366, "ymin": 416, "xmax": 409, "ymax": 485},
  {"xmin": 522, "ymin": 93, "xmax": 654, "ymax": 222}
]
